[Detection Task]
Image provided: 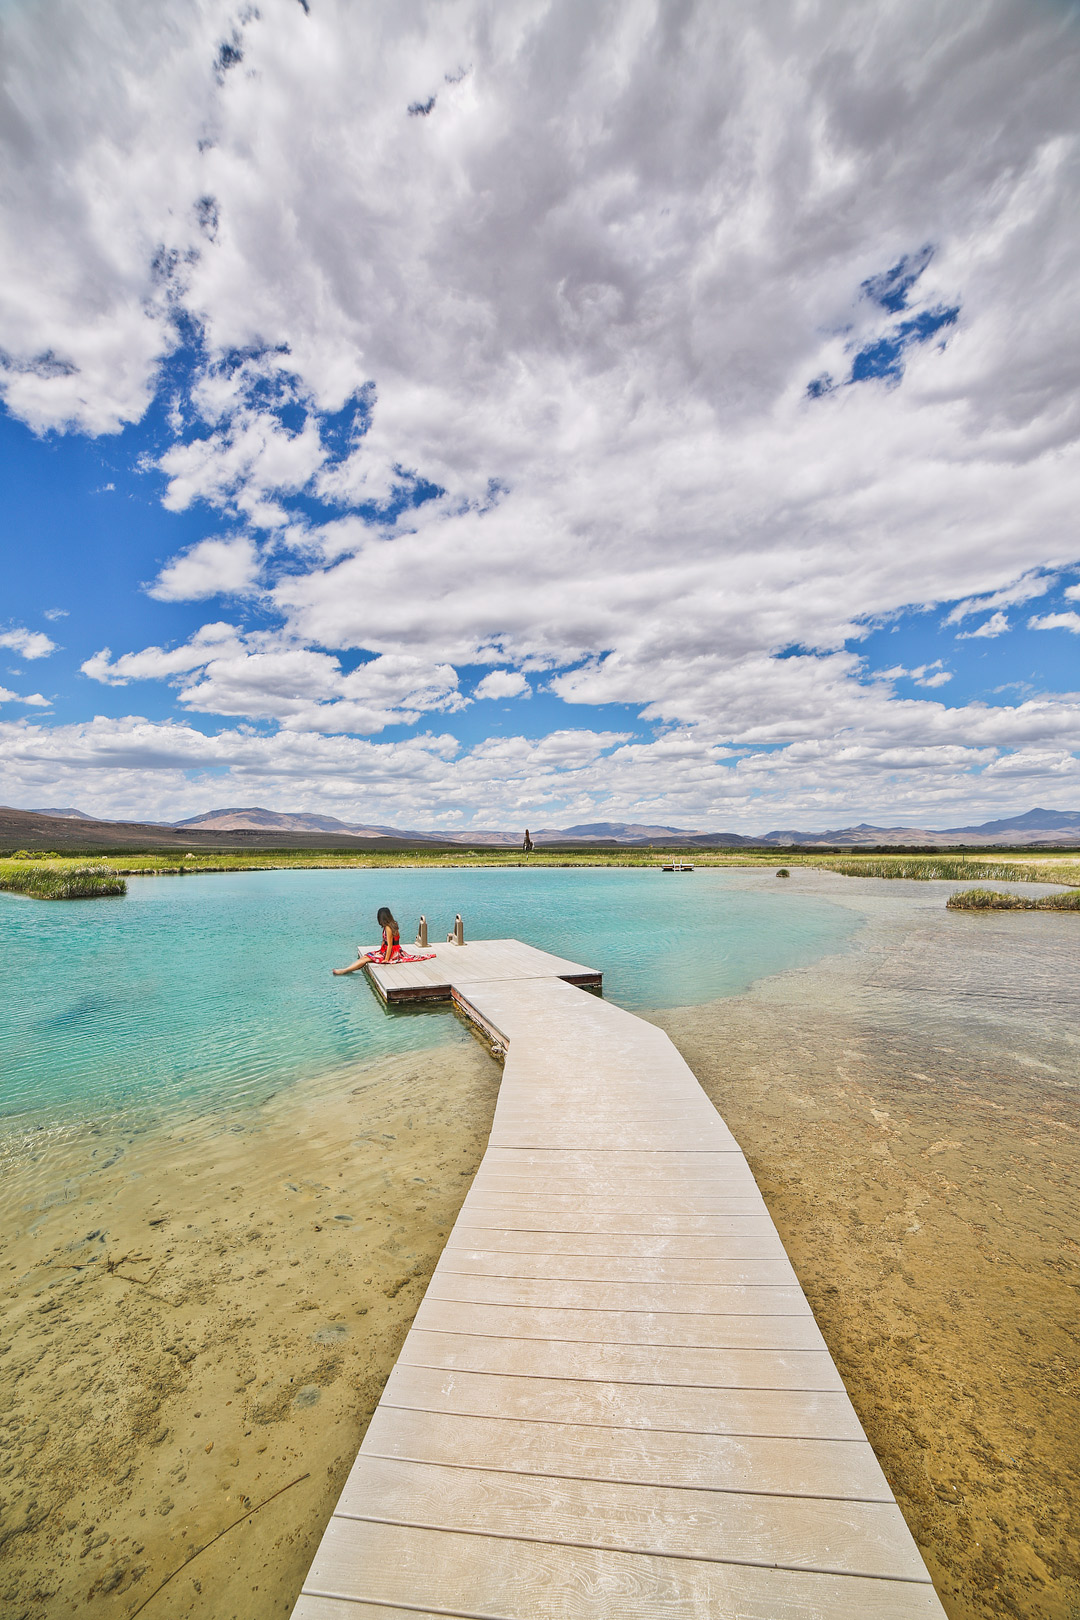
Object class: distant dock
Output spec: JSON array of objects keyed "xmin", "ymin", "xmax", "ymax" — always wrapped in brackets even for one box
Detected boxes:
[{"xmin": 293, "ymin": 938, "xmax": 945, "ymax": 1618}]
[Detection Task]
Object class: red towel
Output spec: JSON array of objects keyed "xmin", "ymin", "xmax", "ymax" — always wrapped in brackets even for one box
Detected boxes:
[{"xmin": 364, "ymin": 949, "xmax": 436, "ymax": 964}]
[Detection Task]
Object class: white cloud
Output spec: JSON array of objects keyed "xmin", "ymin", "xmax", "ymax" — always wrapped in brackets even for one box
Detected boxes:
[
  {"xmin": 474, "ymin": 669, "xmax": 529, "ymax": 701},
  {"xmin": 0, "ymin": 627, "xmax": 57, "ymax": 660},
  {"xmin": 1029, "ymin": 610, "xmax": 1080, "ymax": 634},
  {"xmin": 2, "ymin": 1, "xmax": 1080, "ymax": 820},
  {"xmin": 944, "ymin": 574, "xmax": 1053, "ymax": 625},
  {"xmin": 0, "ymin": 687, "xmax": 50, "ymax": 707},
  {"xmin": 957, "ymin": 610, "xmax": 1010, "ymax": 639},
  {"xmin": 1064, "ymin": 582, "xmax": 1080, "ymax": 601},
  {"xmin": 82, "ymin": 622, "xmax": 466, "ymax": 733},
  {"xmin": 148, "ymin": 535, "xmax": 261, "ymax": 601},
  {"xmin": 3, "ymin": 706, "xmax": 1080, "ymax": 833},
  {"xmin": 43, "ymin": 608, "xmax": 69, "ymax": 622},
  {"xmin": 82, "ymin": 622, "xmax": 241, "ymax": 685},
  {"xmin": 156, "ymin": 408, "xmax": 325, "ymax": 529}
]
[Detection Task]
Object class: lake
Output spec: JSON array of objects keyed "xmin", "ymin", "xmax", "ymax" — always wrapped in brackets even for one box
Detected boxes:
[{"xmin": 0, "ymin": 864, "xmax": 857, "ymax": 1125}]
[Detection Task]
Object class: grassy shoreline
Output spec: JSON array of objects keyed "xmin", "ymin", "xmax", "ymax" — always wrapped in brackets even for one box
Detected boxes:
[
  {"xmin": 3, "ymin": 847, "xmax": 1079, "ymax": 890},
  {"xmin": 0, "ymin": 861, "xmax": 127, "ymax": 900},
  {"xmin": 947, "ymin": 885, "xmax": 1080, "ymax": 911}
]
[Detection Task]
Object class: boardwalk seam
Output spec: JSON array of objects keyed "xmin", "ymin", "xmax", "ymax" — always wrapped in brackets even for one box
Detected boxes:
[
  {"xmin": 358, "ymin": 1447, "xmax": 897, "ymax": 1503},
  {"xmin": 328, "ymin": 1512, "xmax": 934, "ymax": 1584},
  {"xmin": 378, "ymin": 1400, "xmax": 870, "ymax": 1442}
]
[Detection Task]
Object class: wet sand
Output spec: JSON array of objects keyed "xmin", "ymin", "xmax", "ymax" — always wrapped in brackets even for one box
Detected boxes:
[
  {"xmin": 0, "ymin": 1036, "xmax": 502, "ymax": 1620},
  {"xmin": 657, "ymin": 875, "xmax": 1080, "ymax": 1620},
  {"xmin": 2, "ymin": 873, "xmax": 1078, "ymax": 1620}
]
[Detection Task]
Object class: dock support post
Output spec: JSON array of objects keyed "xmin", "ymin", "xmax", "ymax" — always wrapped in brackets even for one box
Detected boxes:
[{"xmin": 415, "ymin": 915, "xmax": 428, "ymax": 947}]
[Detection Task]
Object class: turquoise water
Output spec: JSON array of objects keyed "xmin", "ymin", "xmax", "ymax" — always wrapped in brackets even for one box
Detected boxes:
[{"xmin": 0, "ymin": 867, "xmax": 857, "ymax": 1124}]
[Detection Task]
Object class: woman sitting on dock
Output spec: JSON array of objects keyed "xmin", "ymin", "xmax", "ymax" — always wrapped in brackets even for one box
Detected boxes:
[{"xmin": 333, "ymin": 907, "xmax": 403, "ymax": 974}]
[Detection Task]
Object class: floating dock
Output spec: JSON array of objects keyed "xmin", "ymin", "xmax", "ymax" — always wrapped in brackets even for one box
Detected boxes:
[{"xmin": 293, "ymin": 940, "xmax": 945, "ymax": 1618}]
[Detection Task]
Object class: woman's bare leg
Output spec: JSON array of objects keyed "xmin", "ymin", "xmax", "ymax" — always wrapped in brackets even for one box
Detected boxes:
[{"xmin": 332, "ymin": 956, "xmax": 369, "ymax": 975}]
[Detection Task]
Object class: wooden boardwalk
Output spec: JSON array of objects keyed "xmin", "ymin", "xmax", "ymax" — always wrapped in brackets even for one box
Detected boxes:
[{"xmin": 293, "ymin": 941, "xmax": 946, "ymax": 1619}]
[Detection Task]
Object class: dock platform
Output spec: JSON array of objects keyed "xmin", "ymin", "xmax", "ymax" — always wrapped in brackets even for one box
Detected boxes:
[
  {"xmin": 364, "ymin": 937, "xmax": 603, "ymax": 1011},
  {"xmin": 293, "ymin": 940, "xmax": 945, "ymax": 1618}
]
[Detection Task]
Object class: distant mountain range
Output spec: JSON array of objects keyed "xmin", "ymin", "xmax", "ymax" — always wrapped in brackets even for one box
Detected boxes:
[
  {"xmin": 171, "ymin": 809, "xmax": 703, "ymax": 845},
  {"xmin": 173, "ymin": 807, "xmax": 409, "ymax": 837},
  {"xmin": 161, "ymin": 804, "xmax": 1080, "ymax": 846},
  {"xmin": 13, "ymin": 802, "xmax": 1080, "ymax": 848}
]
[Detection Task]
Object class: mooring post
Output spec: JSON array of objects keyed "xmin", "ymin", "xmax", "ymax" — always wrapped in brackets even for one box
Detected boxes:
[
  {"xmin": 447, "ymin": 913, "xmax": 465, "ymax": 945},
  {"xmin": 415, "ymin": 915, "xmax": 428, "ymax": 947}
]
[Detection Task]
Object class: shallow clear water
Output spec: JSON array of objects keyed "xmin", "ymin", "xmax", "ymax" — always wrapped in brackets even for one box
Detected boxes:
[{"xmin": 0, "ymin": 865, "xmax": 857, "ymax": 1124}]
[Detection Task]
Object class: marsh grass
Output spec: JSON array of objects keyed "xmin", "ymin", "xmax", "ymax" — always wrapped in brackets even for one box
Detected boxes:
[
  {"xmin": 947, "ymin": 886, "xmax": 1080, "ymax": 912},
  {"xmin": 822, "ymin": 857, "xmax": 1065, "ymax": 883},
  {"xmin": 4, "ymin": 847, "xmax": 1080, "ymax": 890},
  {"xmin": 0, "ymin": 862, "xmax": 127, "ymax": 900}
]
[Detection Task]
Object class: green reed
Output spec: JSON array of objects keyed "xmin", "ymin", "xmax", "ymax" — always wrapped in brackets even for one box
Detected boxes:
[
  {"xmin": 947, "ymin": 886, "xmax": 1080, "ymax": 912},
  {"xmin": 0, "ymin": 862, "xmax": 127, "ymax": 900}
]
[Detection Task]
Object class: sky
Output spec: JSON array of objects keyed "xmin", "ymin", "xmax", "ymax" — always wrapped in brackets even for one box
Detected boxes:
[{"xmin": 1, "ymin": 0, "xmax": 1079, "ymax": 834}]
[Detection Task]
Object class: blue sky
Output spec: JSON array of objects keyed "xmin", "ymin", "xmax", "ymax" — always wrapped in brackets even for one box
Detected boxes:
[{"xmin": 1, "ymin": 0, "xmax": 1078, "ymax": 831}]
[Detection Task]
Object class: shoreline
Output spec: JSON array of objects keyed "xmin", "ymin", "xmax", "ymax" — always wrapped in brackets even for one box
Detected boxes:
[{"xmin": 4, "ymin": 850, "xmax": 1080, "ymax": 883}]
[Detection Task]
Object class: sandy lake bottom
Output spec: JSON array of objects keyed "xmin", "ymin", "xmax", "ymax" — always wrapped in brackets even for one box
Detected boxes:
[{"xmin": 0, "ymin": 870, "xmax": 1077, "ymax": 1620}]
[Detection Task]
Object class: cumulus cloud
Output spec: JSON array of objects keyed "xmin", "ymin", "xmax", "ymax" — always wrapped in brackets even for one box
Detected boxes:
[
  {"xmin": 956, "ymin": 611, "xmax": 1010, "ymax": 639},
  {"xmin": 0, "ymin": 687, "xmax": 50, "ymax": 707},
  {"xmin": 147, "ymin": 535, "xmax": 261, "ymax": 601},
  {"xmin": 474, "ymin": 669, "xmax": 530, "ymax": 701},
  {"xmin": 82, "ymin": 622, "xmax": 241, "ymax": 685},
  {"xmin": 82, "ymin": 622, "xmax": 466, "ymax": 732},
  {"xmin": 1029, "ymin": 610, "xmax": 1080, "ymax": 634},
  {"xmin": 0, "ymin": 627, "xmax": 57, "ymax": 660},
  {"xmin": 3, "ymin": 706, "xmax": 1080, "ymax": 832},
  {"xmin": 3, "ymin": 0, "xmax": 1080, "ymax": 820}
]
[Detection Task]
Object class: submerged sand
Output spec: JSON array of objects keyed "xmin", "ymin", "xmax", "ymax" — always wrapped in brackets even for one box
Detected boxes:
[
  {"xmin": 1, "ymin": 871, "xmax": 1078, "ymax": 1620},
  {"xmin": 0, "ymin": 1035, "xmax": 502, "ymax": 1620},
  {"xmin": 656, "ymin": 874, "xmax": 1080, "ymax": 1620}
]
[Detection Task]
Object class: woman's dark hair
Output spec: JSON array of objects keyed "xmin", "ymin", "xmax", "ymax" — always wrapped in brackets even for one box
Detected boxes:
[{"xmin": 376, "ymin": 907, "xmax": 398, "ymax": 931}]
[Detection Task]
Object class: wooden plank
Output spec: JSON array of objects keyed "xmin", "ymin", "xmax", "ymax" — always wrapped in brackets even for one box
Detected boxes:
[
  {"xmin": 424, "ymin": 1276, "xmax": 809, "ymax": 1316},
  {"xmin": 445, "ymin": 1211, "xmax": 776, "ymax": 1234},
  {"xmin": 334, "ymin": 1456, "xmax": 935, "ymax": 1582},
  {"xmin": 489, "ymin": 1128, "xmax": 744, "ymax": 1151},
  {"xmin": 435, "ymin": 1251, "xmax": 800, "ymax": 1286},
  {"xmin": 474, "ymin": 1160, "xmax": 751, "ymax": 1178},
  {"xmin": 470, "ymin": 1162, "xmax": 762, "ymax": 1187},
  {"xmin": 465, "ymin": 1182, "xmax": 767, "ymax": 1203},
  {"xmin": 397, "ymin": 1330, "xmax": 846, "ymax": 1391},
  {"xmin": 442, "ymin": 1228, "xmax": 790, "ymax": 1259},
  {"xmin": 481, "ymin": 1148, "xmax": 748, "ymax": 1167},
  {"xmin": 460, "ymin": 1197, "xmax": 772, "ymax": 1218},
  {"xmin": 413, "ymin": 1298, "xmax": 830, "ymax": 1351},
  {"xmin": 292, "ymin": 1600, "xmax": 447, "ymax": 1620},
  {"xmin": 361, "ymin": 1407, "xmax": 894, "ymax": 1499},
  {"xmin": 379, "ymin": 1364, "xmax": 865, "ymax": 1440},
  {"xmin": 302, "ymin": 1518, "xmax": 946, "ymax": 1617}
]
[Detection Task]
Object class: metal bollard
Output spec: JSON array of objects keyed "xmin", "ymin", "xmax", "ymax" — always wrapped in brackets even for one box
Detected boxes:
[{"xmin": 415, "ymin": 915, "xmax": 428, "ymax": 947}]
